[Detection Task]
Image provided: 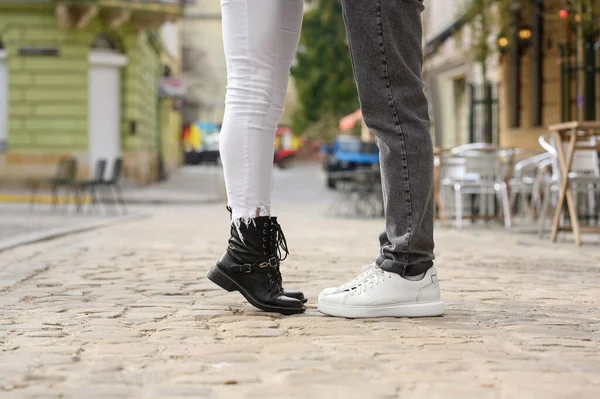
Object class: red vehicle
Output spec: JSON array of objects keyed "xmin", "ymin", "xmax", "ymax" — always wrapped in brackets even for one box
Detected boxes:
[{"xmin": 274, "ymin": 126, "xmax": 298, "ymax": 169}]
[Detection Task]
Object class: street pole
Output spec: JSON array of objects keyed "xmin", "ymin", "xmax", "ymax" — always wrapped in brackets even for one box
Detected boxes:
[{"xmin": 576, "ymin": 0, "xmax": 584, "ymax": 121}]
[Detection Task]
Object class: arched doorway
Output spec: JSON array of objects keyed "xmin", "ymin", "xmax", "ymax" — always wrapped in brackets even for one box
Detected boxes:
[
  {"xmin": 88, "ymin": 34, "xmax": 127, "ymax": 177},
  {"xmin": 0, "ymin": 37, "xmax": 7, "ymax": 151}
]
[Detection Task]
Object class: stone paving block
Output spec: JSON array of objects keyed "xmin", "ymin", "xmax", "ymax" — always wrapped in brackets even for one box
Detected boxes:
[
  {"xmin": 56, "ymin": 385, "xmax": 138, "ymax": 399},
  {"xmin": 219, "ymin": 320, "xmax": 279, "ymax": 330},
  {"xmin": 229, "ymin": 328, "xmax": 284, "ymax": 338},
  {"xmin": 144, "ymin": 385, "xmax": 213, "ymax": 398},
  {"xmin": 150, "ymin": 328, "xmax": 215, "ymax": 340}
]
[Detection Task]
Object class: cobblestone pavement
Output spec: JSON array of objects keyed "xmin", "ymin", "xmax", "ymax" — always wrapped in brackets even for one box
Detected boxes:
[
  {"xmin": 1, "ymin": 200, "xmax": 600, "ymax": 398},
  {"xmin": 0, "ymin": 204, "xmax": 112, "ymax": 243}
]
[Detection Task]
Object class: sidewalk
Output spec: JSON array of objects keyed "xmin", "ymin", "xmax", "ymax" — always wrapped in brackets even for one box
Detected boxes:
[
  {"xmin": 1, "ymin": 202, "xmax": 599, "ymax": 398},
  {"xmin": 0, "ymin": 166, "xmax": 225, "ymax": 206}
]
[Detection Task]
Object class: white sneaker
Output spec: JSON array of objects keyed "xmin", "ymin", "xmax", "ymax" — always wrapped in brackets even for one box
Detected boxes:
[
  {"xmin": 317, "ymin": 263, "xmax": 379, "ymax": 301},
  {"xmin": 317, "ymin": 267, "xmax": 444, "ymax": 318}
]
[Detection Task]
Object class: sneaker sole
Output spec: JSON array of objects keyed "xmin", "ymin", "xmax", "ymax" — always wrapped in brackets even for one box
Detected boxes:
[
  {"xmin": 207, "ymin": 266, "xmax": 306, "ymax": 315},
  {"xmin": 317, "ymin": 300, "xmax": 445, "ymax": 319}
]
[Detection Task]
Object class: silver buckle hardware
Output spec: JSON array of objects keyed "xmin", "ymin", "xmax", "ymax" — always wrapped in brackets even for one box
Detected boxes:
[
  {"xmin": 239, "ymin": 264, "xmax": 252, "ymax": 273},
  {"xmin": 259, "ymin": 257, "xmax": 279, "ymax": 269}
]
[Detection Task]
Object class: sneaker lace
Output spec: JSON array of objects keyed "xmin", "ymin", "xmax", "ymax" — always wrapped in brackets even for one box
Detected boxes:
[
  {"xmin": 349, "ymin": 269, "xmax": 391, "ymax": 296},
  {"xmin": 340, "ymin": 264, "xmax": 376, "ymax": 290}
]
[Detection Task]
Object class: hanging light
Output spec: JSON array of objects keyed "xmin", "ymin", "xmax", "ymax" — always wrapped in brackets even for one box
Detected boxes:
[
  {"xmin": 517, "ymin": 26, "xmax": 533, "ymax": 51},
  {"xmin": 518, "ymin": 27, "xmax": 533, "ymax": 40},
  {"xmin": 497, "ymin": 34, "xmax": 510, "ymax": 54},
  {"xmin": 559, "ymin": 9, "xmax": 569, "ymax": 20}
]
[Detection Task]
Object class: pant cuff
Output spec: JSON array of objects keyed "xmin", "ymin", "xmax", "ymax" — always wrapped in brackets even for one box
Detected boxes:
[{"xmin": 378, "ymin": 258, "xmax": 433, "ymax": 277}]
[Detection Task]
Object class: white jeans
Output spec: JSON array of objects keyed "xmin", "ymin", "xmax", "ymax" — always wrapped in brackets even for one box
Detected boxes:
[{"xmin": 219, "ymin": 0, "xmax": 303, "ymax": 223}]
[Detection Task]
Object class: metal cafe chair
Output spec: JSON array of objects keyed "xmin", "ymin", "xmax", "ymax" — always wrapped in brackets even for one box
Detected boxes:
[
  {"xmin": 30, "ymin": 156, "xmax": 78, "ymax": 211},
  {"xmin": 73, "ymin": 159, "xmax": 107, "ymax": 213},
  {"xmin": 328, "ymin": 168, "xmax": 383, "ymax": 218},
  {"xmin": 440, "ymin": 144, "xmax": 511, "ymax": 228},
  {"xmin": 508, "ymin": 152, "xmax": 553, "ymax": 220},
  {"xmin": 98, "ymin": 157, "xmax": 127, "ymax": 215}
]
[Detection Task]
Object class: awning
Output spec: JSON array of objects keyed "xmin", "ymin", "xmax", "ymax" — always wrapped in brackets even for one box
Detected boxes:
[
  {"xmin": 424, "ymin": 15, "xmax": 468, "ymax": 59},
  {"xmin": 54, "ymin": 1, "xmax": 182, "ymax": 31},
  {"xmin": 339, "ymin": 109, "xmax": 362, "ymax": 131},
  {"xmin": 159, "ymin": 77, "xmax": 186, "ymax": 98}
]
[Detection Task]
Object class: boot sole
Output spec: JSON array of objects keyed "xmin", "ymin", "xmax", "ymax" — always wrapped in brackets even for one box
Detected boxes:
[
  {"xmin": 317, "ymin": 300, "xmax": 445, "ymax": 319},
  {"xmin": 207, "ymin": 266, "xmax": 306, "ymax": 315}
]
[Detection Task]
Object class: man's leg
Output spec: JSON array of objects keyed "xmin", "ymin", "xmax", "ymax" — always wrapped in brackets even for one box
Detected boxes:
[
  {"xmin": 317, "ymin": 0, "xmax": 443, "ymax": 318},
  {"xmin": 345, "ymin": 0, "xmax": 434, "ymax": 275}
]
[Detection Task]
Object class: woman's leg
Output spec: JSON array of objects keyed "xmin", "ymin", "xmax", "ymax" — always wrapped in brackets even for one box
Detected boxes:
[
  {"xmin": 219, "ymin": 0, "xmax": 303, "ymax": 223},
  {"xmin": 208, "ymin": 0, "xmax": 305, "ymax": 315}
]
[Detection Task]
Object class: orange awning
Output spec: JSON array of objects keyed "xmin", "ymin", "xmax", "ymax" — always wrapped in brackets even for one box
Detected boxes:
[{"xmin": 339, "ymin": 109, "xmax": 362, "ymax": 130}]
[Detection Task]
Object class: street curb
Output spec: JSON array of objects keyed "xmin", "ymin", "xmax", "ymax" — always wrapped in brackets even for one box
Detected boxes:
[
  {"xmin": 0, "ymin": 194, "xmax": 90, "ymax": 204},
  {"xmin": 123, "ymin": 197, "xmax": 223, "ymax": 205},
  {"xmin": 0, "ymin": 213, "xmax": 151, "ymax": 254},
  {"xmin": 0, "ymin": 194, "xmax": 224, "ymax": 206}
]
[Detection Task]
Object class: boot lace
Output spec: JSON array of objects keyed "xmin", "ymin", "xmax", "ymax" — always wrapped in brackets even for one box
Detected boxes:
[
  {"xmin": 271, "ymin": 222, "xmax": 289, "ymax": 262},
  {"xmin": 270, "ymin": 221, "xmax": 289, "ymax": 289}
]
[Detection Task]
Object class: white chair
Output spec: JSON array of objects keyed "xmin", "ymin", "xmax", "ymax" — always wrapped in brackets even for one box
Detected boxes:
[
  {"xmin": 441, "ymin": 144, "xmax": 511, "ymax": 228},
  {"xmin": 508, "ymin": 152, "xmax": 554, "ymax": 220}
]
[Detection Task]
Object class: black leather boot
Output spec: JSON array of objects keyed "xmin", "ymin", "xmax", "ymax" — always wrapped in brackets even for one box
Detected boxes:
[
  {"xmin": 222, "ymin": 208, "xmax": 306, "ymax": 303},
  {"xmin": 208, "ymin": 216, "xmax": 305, "ymax": 315}
]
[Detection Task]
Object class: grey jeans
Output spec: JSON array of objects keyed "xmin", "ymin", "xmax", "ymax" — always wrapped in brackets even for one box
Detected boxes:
[{"xmin": 341, "ymin": 0, "xmax": 434, "ymax": 276}]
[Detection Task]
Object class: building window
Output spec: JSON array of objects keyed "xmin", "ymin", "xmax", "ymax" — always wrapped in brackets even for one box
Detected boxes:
[{"xmin": 91, "ymin": 34, "xmax": 122, "ymax": 52}]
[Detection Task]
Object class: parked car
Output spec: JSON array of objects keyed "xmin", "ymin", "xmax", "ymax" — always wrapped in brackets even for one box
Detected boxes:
[
  {"xmin": 322, "ymin": 135, "xmax": 379, "ymax": 189},
  {"xmin": 182, "ymin": 122, "xmax": 221, "ymax": 165},
  {"xmin": 274, "ymin": 126, "xmax": 298, "ymax": 169}
]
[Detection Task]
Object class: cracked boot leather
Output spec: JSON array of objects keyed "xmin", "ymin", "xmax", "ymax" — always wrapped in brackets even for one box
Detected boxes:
[{"xmin": 207, "ymin": 216, "xmax": 305, "ymax": 315}]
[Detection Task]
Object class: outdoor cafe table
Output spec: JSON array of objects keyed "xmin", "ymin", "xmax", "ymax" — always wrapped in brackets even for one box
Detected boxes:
[{"xmin": 548, "ymin": 121, "xmax": 600, "ymax": 246}]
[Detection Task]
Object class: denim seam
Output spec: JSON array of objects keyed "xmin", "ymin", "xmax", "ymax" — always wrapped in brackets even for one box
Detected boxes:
[{"xmin": 375, "ymin": 0, "xmax": 413, "ymax": 270}]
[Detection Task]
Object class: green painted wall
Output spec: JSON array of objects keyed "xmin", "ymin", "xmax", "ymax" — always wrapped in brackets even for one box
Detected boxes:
[
  {"xmin": 122, "ymin": 32, "xmax": 161, "ymax": 154},
  {"xmin": 0, "ymin": 6, "xmax": 162, "ymax": 156},
  {"xmin": 1, "ymin": 10, "xmax": 91, "ymax": 153}
]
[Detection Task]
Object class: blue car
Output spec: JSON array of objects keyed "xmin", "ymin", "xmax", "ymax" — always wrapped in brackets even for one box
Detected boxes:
[{"xmin": 322, "ymin": 135, "xmax": 379, "ymax": 189}]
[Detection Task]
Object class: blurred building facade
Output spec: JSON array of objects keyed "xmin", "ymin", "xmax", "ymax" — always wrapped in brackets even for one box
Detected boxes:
[
  {"xmin": 423, "ymin": 0, "xmax": 500, "ymax": 150},
  {"xmin": 496, "ymin": 0, "xmax": 600, "ymax": 150},
  {"xmin": 0, "ymin": 0, "xmax": 184, "ymax": 186},
  {"xmin": 181, "ymin": 0, "xmax": 225, "ymax": 124},
  {"xmin": 180, "ymin": 0, "xmax": 298, "ymax": 126},
  {"xmin": 425, "ymin": 0, "xmax": 600, "ymax": 151}
]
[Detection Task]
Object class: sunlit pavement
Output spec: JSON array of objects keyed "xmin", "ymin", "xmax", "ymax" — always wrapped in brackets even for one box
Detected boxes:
[{"xmin": 1, "ymin": 164, "xmax": 599, "ymax": 398}]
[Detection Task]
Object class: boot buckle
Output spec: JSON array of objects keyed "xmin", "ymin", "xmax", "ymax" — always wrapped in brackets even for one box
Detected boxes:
[
  {"xmin": 239, "ymin": 264, "xmax": 252, "ymax": 273},
  {"xmin": 259, "ymin": 257, "xmax": 279, "ymax": 269},
  {"xmin": 258, "ymin": 261, "xmax": 270, "ymax": 269}
]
